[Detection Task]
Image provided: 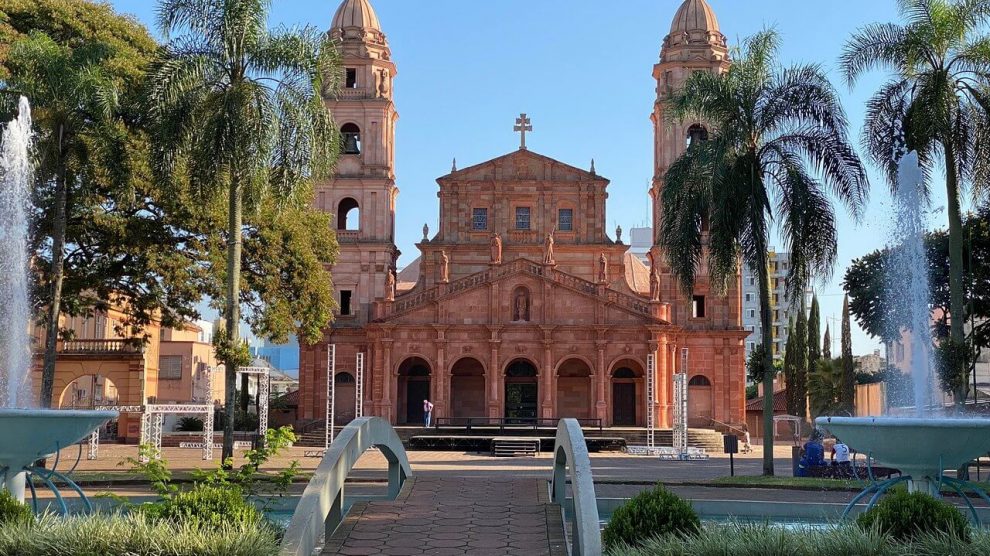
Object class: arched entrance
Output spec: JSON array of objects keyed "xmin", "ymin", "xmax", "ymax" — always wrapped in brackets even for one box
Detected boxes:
[
  {"xmin": 556, "ymin": 358, "xmax": 592, "ymax": 419},
  {"xmin": 58, "ymin": 374, "xmax": 120, "ymax": 409},
  {"xmin": 334, "ymin": 372, "xmax": 357, "ymax": 424},
  {"xmin": 450, "ymin": 357, "xmax": 486, "ymax": 418},
  {"xmin": 610, "ymin": 361, "xmax": 644, "ymax": 426},
  {"xmin": 397, "ymin": 358, "xmax": 432, "ymax": 425},
  {"xmin": 504, "ymin": 359, "xmax": 538, "ymax": 423},
  {"xmin": 688, "ymin": 375, "xmax": 713, "ymax": 427}
]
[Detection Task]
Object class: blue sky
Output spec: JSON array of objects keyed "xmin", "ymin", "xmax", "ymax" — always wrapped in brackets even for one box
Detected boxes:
[{"xmin": 107, "ymin": 0, "xmax": 979, "ymax": 356}]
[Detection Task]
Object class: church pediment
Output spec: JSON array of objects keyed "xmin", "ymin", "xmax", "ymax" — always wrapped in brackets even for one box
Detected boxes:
[
  {"xmin": 438, "ymin": 149, "xmax": 607, "ymax": 185},
  {"xmin": 381, "ymin": 258, "xmax": 665, "ymax": 325}
]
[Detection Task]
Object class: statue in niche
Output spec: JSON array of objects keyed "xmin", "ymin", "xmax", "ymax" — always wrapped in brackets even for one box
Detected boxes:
[
  {"xmin": 598, "ymin": 253, "xmax": 608, "ymax": 283},
  {"xmin": 385, "ymin": 270, "xmax": 396, "ymax": 301},
  {"xmin": 439, "ymin": 250, "xmax": 450, "ymax": 283},
  {"xmin": 490, "ymin": 233, "xmax": 503, "ymax": 264},
  {"xmin": 513, "ymin": 289, "xmax": 530, "ymax": 322},
  {"xmin": 543, "ymin": 228, "xmax": 555, "ymax": 265}
]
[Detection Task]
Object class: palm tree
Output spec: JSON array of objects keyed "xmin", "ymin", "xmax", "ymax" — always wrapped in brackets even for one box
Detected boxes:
[
  {"xmin": 4, "ymin": 32, "xmax": 119, "ymax": 407},
  {"xmin": 809, "ymin": 358, "xmax": 847, "ymax": 418},
  {"xmin": 659, "ymin": 30, "xmax": 869, "ymax": 476},
  {"xmin": 842, "ymin": 0, "xmax": 990, "ymax": 403},
  {"xmin": 147, "ymin": 0, "xmax": 338, "ymax": 461}
]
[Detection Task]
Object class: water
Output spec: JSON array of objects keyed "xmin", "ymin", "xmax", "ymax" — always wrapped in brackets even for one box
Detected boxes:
[
  {"xmin": 888, "ymin": 151, "xmax": 935, "ymax": 415},
  {"xmin": 0, "ymin": 97, "xmax": 34, "ymax": 409}
]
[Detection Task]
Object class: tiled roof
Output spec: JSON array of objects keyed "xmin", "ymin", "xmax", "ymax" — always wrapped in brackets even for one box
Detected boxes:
[
  {"xmin": 331, "ymin": 0, "xmax": 380, "ymax": 31},
  {"xmin": 746, "ymin": 389, "xmax": 787, "ymax": 412},
  {"xmin": 670, "ymin": 0, "xmax": 720, "ymax": 34},
  {"xmin": 623, "ymin": 253, "xmax": 651, "ymax": 295}
]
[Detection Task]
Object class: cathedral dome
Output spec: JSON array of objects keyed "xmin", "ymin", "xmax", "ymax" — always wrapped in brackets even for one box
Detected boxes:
[
  {"xmin": 669, "ymin": 0, "xmax": 720, "ymax": 34},
  {"xmin": 331, "ymin": 0, "xmax": 381, "ymax": 31}
]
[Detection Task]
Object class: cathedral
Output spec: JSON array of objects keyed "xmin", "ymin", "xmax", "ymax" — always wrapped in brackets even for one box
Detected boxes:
[{"xmin": 298, "ymin": 0, "xmax": 747, "ymax": 430}]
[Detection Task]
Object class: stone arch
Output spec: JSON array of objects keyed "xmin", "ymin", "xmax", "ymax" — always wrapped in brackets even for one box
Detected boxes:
[
  {"xmin": 334, "ymin": 372, "xmax": 357, "ymax": 424},
  {"xmin": 449, "ymin": 357, "xmax": 486, "ymax": 419},
  {"xmin": 337, "ymin": 197, "xmax": 360, "ymax": 231},
  {"xmin": 58, "ymin": 374, "xmax": 121, "ymax": 409},
  {"xmin": 609, "ymin": 358, "xmax": 645, "ymax": 427},
  {"xmin": 556, "ymin": 357, "xmax": 593, "ymax": 419},
  {"xmin": 396, "ymin": 357, "xmax": 432, "ymax": 425},
  {"xmin": 503, "ymin": 358, "xmax": 538, "ymax": 422},
  {"xmin": 341, "ymin": 122, "xmax": 361, "ymax": 154},
  {"xmin": 511, "ymin": 286, "xmax": 531, "ymax": 322},
  {"xmin": 688, "ymin": 374, "xmax": 713, "ymax": 427}
]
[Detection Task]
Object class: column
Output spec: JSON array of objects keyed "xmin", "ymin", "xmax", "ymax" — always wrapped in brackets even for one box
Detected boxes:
[
  {"xmin": 382, "ymin": 339, "xmax": 394, "ymax": 424},
  {"xmin": 372, "ymin": 340, "xmax": 385, "ymax": 417},
  {"xmin": 542, "ymin": 341, "xmax": 554, "ymax": 419},
  {"xmin": 658, "ymin": 338, "xmax": 670, "ymax": 428},
  {"xmin": 595, "ymin": 341, "xmax": 608, "ymax": 423},
  {"xmin": 488, "ymin": 328, "xmax": 502, "ymax": 419}
]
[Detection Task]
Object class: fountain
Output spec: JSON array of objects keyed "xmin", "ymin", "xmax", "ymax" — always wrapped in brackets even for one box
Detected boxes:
[
  {"xmin": 815, "ymin": 151, "xmax": 990, "ymax": 519},
  {"xmin": 0, "ymin": 97, "xmax": 116, "ymax": 506}
]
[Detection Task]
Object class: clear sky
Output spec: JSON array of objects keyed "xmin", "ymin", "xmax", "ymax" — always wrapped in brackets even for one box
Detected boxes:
[{"xmin": 106, "ymin": 0, "xmax": 980, "ymax": 356}]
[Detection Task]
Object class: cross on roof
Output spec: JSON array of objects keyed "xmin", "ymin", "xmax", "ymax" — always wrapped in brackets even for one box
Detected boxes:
[{"xmin": 514, "ymin": 113, "xmax": 532, "ymax": 150}]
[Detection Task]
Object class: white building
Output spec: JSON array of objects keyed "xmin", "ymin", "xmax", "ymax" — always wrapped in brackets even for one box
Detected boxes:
[
  {"xmin": 741, "ymin": 249, "xmax": 811, "ymax": 361},
  {"xmin": 628, "ymin": 227, "xmax": 652, "ymax": 266}
]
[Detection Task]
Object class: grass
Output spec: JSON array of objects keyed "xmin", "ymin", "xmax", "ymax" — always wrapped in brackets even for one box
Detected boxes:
[
  {"xmin": 708, "ymin": 475, "xmax": 864, "ymax": 490},
  {"xmin": 607, "ymin": 523, "xmax": 990, "ymax": 556},
  {"xmin": 0, "ymin": 513, "xmax": 280, "ymax": 556}
]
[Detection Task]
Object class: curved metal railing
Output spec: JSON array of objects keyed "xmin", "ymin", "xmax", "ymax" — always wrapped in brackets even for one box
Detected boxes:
[
  {"xmin": 550, "ymin": 418, "xmax": 602, "ymax": 556},
  {"xmin": 280, "ymin": 417, "xmax": 412, "ymax": 556}
]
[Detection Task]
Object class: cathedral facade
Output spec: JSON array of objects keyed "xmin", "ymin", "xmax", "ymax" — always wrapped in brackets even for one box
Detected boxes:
[{"xmin": 298, "ymin": 0, "xmax": 747, "ymax": 429}]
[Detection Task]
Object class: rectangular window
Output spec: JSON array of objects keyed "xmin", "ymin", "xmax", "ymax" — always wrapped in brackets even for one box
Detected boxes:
[
  {"xmin": 515, "ymin": 207, "xmax": 531, "ymax": 230},
  {"xmin": 748, "ymin": 309, "xmax": 756, "ymax": 319},
  {"xmin": 692, "ymin": 295, "xmax": 706, "ymax": 318},
  {"xmin": 159, "ymin": 355, "xmax": 183, "ymax": 380},
  {"xmin": 745, "ymin": 293, "xmax": 752, "ymax": 302},
  {"xmin": 341, "ymin": 290, "xmax": 352, "ymax": 316},
  {"xmin": 558, "ymin": 208, "xmax": 573, "ymax": 231},
  {"xmin": 472, "ymin": 208, "xmax": 488, "ymax": 231},
  {"xmin": 749, "ymin": 276, "xmax": 756, "ymax": 286},
  {"xmin": 345, "ymin": 68, "xmax": 357, "ymax": 89}
]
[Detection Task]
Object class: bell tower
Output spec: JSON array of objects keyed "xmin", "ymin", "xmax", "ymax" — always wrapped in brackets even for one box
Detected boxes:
[
  {"xmin": 320, "ymin": 0, "xmax": 398, "ymax": 323},
  {"xmin": 649, "ymin": 0, "xmax": 732, "ymax": 323}
]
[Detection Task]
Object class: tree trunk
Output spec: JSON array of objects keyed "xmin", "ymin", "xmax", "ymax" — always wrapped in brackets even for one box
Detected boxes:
[
  {"xmin": 944, "ymin": 145, "xmax": 968, "ymax": 405},
  {"xmin": 40, "ymin": 126, "xmax": 68, "ymax": 409},
  {"xmin": 756, "ymin": 250, "xmax": 775, "ymax": 476},
  {"xmin": 222, "ymin": 179, "xmax": 244, "ymax": 463}
]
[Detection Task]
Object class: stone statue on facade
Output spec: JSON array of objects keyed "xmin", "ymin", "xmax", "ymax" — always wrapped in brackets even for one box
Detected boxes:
[
  {"xmin": 439, "ymin": 250, "xmax": 450, "ymax": 283},
  {"xmin": 513, "ymin": 290, "xmax": 529, "ymax": 322},
  {"xmin": 385, "ymin": 270, "xmax": 396, "ymax": 302},
  {"xmin": 378, "ymin": 69, "xmax": 390, "ymax": 97},
  {"xmin": 490, "ymin": 233, "xmax": 503, "ymax": 264},
  {"xmin": 422, "ymin": 223, "xmax": 429, "ymax": 241},
  {"xmin": 598, "ymin": 252, "xmax": 608, "ymax": 283},
  {"xmin": 616, "ymin": 225, "xmax": 623, "ymax": 244},
  {"xmin": 649, "ymin": 269, "xmax": 660, "ymax": 302},
  {"xmin": 543, "ymin": 228, "xmax": 555, "ymax": 265}
]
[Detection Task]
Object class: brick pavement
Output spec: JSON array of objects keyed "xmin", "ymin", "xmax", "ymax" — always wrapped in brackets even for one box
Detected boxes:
[{"xmin": 321, "ymin": 477, "xmax": 567, "ymax": 556}]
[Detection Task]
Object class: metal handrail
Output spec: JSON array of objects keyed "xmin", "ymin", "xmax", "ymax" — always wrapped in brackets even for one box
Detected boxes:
[
  {"xmin": 280, "ymin": 417, "xmax": 412, "ymax": 556},
  {"xmin": 550, "ymin": 419, "xmax": 601, "ymax": 556},
  {"xmin": 710, "ymin": 418, "xmax": 747, "ymax": 438}
]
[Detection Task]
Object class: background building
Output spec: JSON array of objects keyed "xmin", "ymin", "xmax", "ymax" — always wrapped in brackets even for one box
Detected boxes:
[{"xmin": 741, "ymin": 249, "xmax": 812, "ymax": 361}]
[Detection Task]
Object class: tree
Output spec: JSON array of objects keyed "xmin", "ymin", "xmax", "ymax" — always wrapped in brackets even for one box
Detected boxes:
[
  {"xmin": 808, "ymin": 295, "xmax": 822, "ymax": 371},
  {"xmin": 842, "ymin": 0, "xmax": 990, "ymax": 403},
  {"xmin": 793, "ymin": 299, "xmax": 809, "ymax": 419},
  {"xmin": 809, "ymin": 358, "xmax": 845, "ymax": 417},
  {"xmin": 148, "ymin": 0, "xmax": 339, "ymax": 461},
  {"xmin": 841, "ymin": 294, "xmax": 856, "ymax": 411},
  {"xmin": 823, "ymin": 323, "xmax": 832, "ymax": 359},
  {"xmin": 782, "ymin": 317, "xmax": 796, "ymax": 415},
  {"xmin": 0, "ymin": 1, "xmax": 215, "ymax": 408},
  {"xmin": 659, "ymin": 30, "xmax": 869, "ymax": 476}
]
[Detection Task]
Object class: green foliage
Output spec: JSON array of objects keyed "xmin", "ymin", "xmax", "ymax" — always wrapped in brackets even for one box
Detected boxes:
[
  {"xmin": 841, "ymin": 295, "xmax": 856, "ymax": 411},
  {"xmin": 809, "ymin": 358, "xmax": 846, "ymax": 417},
  {"xmin": 808, "ymin": 296, "xmax": 822, "ymax": 369},
  {"xmin": 176, "ymin": 417, "xmax": 204, "ymax": 432},
  {"xmin": 192, "ymin": 427, "xmax": 300, "ymax": 505},
  {"xmin": 602, "ymin": 485, "xmax": 700, "ymax": 550},
  {"xmin": 0, "ymin": 489, "xmax": 33, "ymax": 526},
  {"xmin": 121, "ymin": 445, "xmax": 175, "ymax": 497},
  {"xmin": 145, "ymin": 485, "xmax": 261, "ymax": 530},
  {"xmin": 857, "ymin": 490, "xmax": 970, "ymax": 542},
  {"xmin": 746, "ymin": 344, "xmax": 780, "ymax": 384},
  {"xmin": 793, "ymin": 301, "xmax": 809, "ymax": 418},
  {"xmin": 0, "ymin": 513, "xmax": 279, "ymax": 556},
  {"xmin": 935, "ymin": 338, "xmax": 971, "ymax": 400},
  {"xmin": 745, "ymin": 384, "xmax": 759, "ymax": 400}
]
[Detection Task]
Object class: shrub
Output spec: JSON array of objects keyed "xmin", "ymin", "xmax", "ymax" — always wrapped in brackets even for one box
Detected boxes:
[
  {"xmin": 147, "ymin": 485, "xmax": 261, "ymax": 530},
  {"xmin": 0, "ymin": 489, "xmax": 33, "ymax": 526},
  {"xmin": 602, "ymin": 485, "xmax": 700, "ymax": 550},
  {"xmin": 857, "ymin": 490, "xmax": 970, "ymax": 542},
  {"xmin": 176, "ymin": 416, "xmax": 204, "ymax": 432},
  {"xmin": 0, "ymin": 513, "xmax": 278, "ymax": 556}
]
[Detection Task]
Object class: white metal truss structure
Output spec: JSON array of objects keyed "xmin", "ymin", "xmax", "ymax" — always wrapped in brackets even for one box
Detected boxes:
[
  {"xmin": 237, "ymin": 366, "xmax": 271, "ymax": 440},
  {"xmin": 325, "ymin": 345, "xmax": 336, "ymax": 450},
  {"xmin": 673, "ymin": 347, "xmax": 690, "ymax": 456},
  {"xmin": 355, "ymin": 352, "xmax": 365, "ymax": 418},
  {"xmin": 88, "ymin": 405, "xmax": 143, "ymax": 460},
  {"xmin": 646, "ymin": 353, "xmax": 656, "ymax": 449}
]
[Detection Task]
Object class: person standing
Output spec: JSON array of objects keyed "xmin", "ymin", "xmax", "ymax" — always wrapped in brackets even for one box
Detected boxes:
[{"xmin": 423, "ymin": 399, "xmax": 434, "ymax": 428}]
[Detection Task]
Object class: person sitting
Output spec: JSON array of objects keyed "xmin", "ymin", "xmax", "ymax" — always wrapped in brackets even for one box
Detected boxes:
[
  {"xmin": 831, "ymin": 438, "xmax": 852, "ymax": 476},
  {"xmin": 796, "ymin": 432, "xmax": 826, "ymax": 477}
]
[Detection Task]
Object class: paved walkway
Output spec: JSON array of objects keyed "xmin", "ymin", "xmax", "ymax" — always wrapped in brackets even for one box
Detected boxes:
[{"xmin": 322, "ymin": 477, "xmax": 566, "ymax": 556}]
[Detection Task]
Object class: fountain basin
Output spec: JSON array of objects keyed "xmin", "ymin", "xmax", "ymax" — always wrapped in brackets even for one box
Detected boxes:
[
  {"xmin": 816, "ymin": 416, "xmax": 990, "ymax": 491},
  {"xmin": 0, "ymin": 409, "xmax": 117, "ymax": 500}
]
